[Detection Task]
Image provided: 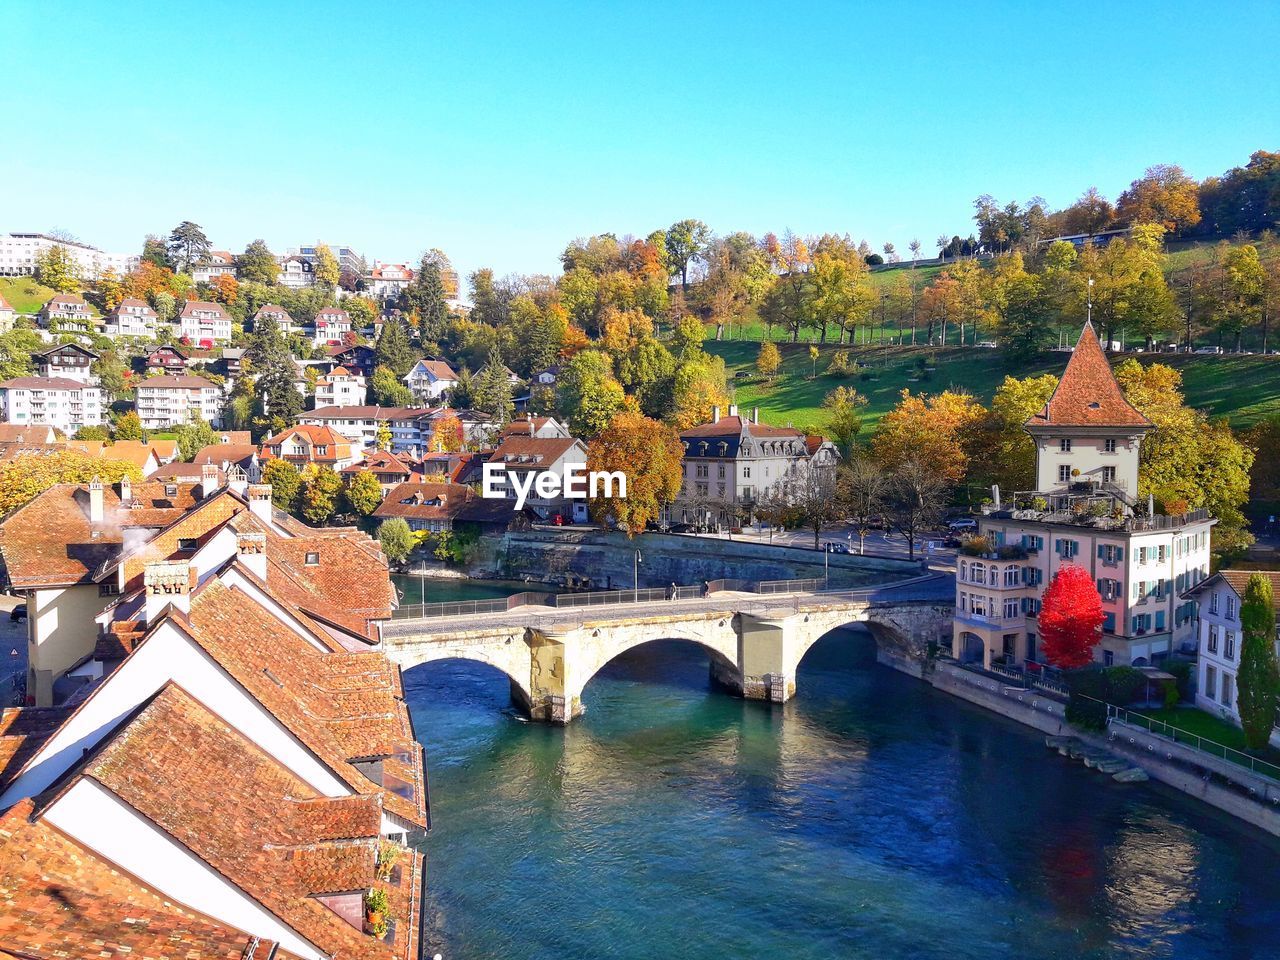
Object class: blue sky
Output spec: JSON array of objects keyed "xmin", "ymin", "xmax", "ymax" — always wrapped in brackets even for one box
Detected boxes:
[{"xmin": 4, "ymin": 1, "xmax": 1278, "ymax": 288}]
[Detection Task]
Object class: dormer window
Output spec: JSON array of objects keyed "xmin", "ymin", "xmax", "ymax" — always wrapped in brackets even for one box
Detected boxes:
[
  {"xmin": 165, "ymin": 484, "xmax": 178, "ymax": 497},
  {"xmin": 305, "ymin": 552, "xmax": 320, "ymax": 566},
  {"xmin": 178, "ymin": 538, "xmax": 197, "ymax": 551}
]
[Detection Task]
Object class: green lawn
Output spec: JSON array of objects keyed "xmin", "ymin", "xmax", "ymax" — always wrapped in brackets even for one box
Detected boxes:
[
  {"xmin": 0, "ymin": 276, "xmax": 58, "ymax": 314},
  {"xmin": 1132, "ymin": 706, "xmax": 1280, "ymax": 773},
  {"xmin": 706, "ymin": 340, "xmax": 1280, "ymax": 433}
]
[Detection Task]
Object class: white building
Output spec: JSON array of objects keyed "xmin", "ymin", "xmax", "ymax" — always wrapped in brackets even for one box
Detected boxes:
[
  {"xmin": 952, "ymin": 322, "xmax": 1214, "ymax": 670},
  {"xmin": 0, "ymin": 232, "xmax": 137, "ymax": 279},
  {"xmin": 277, "ymin": 255, "xmax": 315, "ymax": 289},
  {"xmin": 105, "ymin": 298, "xmax": 159, "ymax": 337},
  {"xmin": 485, "ymin": 433, "xmax": 590, "ymax": 521},
  {"xmin": 0, "ymin": 376, "xmax": 104, "ymax": 434},
  {"xmin": 34, "ymin": 343, "xmax": 98, "ymax": 383},
  {"xmin": 39, "ymin": 293, "xmax": 97, "ymax": 334},
  {"xmin": 133, "ymin": 375, "xmax": 223, "ymax": 429},
  {"xmin": 0, "ymin": 294, "xmax": 15, "ymax": 332},
  {"xmin": 405, "ymin": 358, "xmax": 458, "ymax": 402},
  {"xmin": 178, "ymin": 300, "xmax": 233, "ymax": 344},
  {"xmin": 365, "ymin": 262, "xmax": 414, "ymax": 300},
  {"xmin": 252, "ymin": 302, "xmax": 298, "ymax": 335},
  {"xmin": 312, "ymin": 306, "xmax": 352, "ymax": 346},
  {"xmin": 190, "ymin": 250, "xmax": 236, "ymax": 285},
  {"xmin": 291, "ymin": 242, "xmax": 364, "ymax": 276},
  {"xmin": 1186, "ymin": 570, "xmax": 1280, "ymax": 727},
  {"xmin": 313, "ymin": 366, "xmax": 367, "ymax": 408}
]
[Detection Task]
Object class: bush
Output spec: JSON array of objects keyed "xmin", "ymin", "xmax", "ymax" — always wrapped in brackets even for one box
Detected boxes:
[
  {"xmin": 1164, "ymin": 659, "xmax": 1192, "ymax": 700},
  {"xmin": 1103, "ymin": 665, "xmax": 1145, "ymax": 705}
]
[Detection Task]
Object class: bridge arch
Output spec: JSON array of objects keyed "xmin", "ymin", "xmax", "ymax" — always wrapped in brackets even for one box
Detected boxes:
[{"xmin": 389, "ymin": 632, "xmax": 535, "ymax": 709}]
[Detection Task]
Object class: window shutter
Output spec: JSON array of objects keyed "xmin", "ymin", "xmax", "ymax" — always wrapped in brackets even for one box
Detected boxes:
[
  {"xmin": 1097, "ymin": 545, "xmax": 1105, "ymax": 559},
  {"xmin": 1116, "ymin": 547, "xmax": 1124, "ymax": 562}
]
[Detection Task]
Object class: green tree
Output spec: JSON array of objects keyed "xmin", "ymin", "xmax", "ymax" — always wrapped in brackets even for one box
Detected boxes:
[
  {"xmin": 74, "ymin": 425, "xmax": 110, "ymax": 441},
  {"xmin": 312, "ymin": 243, "xmax": 340, "ymax": 289},
  {"xmin": 1237, "ymin": 574, "xmax": 1280, "ymax": 750},
  {"xmin": 997, "ymin": 273, "xmax": 1051, "ymax": 361},
  {"xmin": 344, "ymin": 470, "xmax": 384, "ymax": 516},
  {"xmin": 822, "ymin": 386, "xmax": 866, "ymax": 459},
  {"xmin": 402, "ymin": 258, "xmax": 450, "ymax": 340},
  {"xmin": 556, "ymin": 349, "xmax": 625, "ymax": 436},
  {"xmin": 35, "ymin": 245, "xmax": 80, "ymax": 292},
  {"xmin": 665, "ymin": 219, "xmax": 711, "ymax": 291},
  {"xmin": 238, "ymin": 240, "xmax": 279, "ymax": 285},
  {"xmin": 262, "ymin": 458, "xmax": 301, "ymax": 512},
  {"xmin": 0, "ymin": 329, "xmax": 43, "ymax": 380},
  {"xmin": 1219, "ymin": 244, "xmax": 1266, "ymax": 351},
  {"xmin": 141, "ymin": 235, "xmax": 172, "ymax": 269},
  {"xmin": 374, "ymin": 316, "xmax": 416, "ymax": 377},
  {"xmin": 671, "ymin": 351, "xmax": 731, "ymax": 430},
  {"xmin": 472, "ymin": 350, "xmax": 515, "ymax": 421},
  {"xmin": 378, "ymin": 517, "xmax": 415, "ymax": 565},
  {"xmin": 167, "ymin": 221, "xmax": 211, "ymax": 272},
  {"xmin": 370, "ymin": 365, "xmax": 415, "ymax": 406},
  {"xmin": 174, "ymin": 418, "xmax": 219, "ymax": 461},
  {"xmin": 153, "ymin": 291, "xmax": 177, "ymax": 325},
  {"xmin": 252, "ymin": 357, "xmax": 304, "ymax": 436}
]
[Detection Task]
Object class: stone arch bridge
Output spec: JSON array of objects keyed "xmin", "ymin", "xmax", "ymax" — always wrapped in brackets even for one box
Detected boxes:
[{"xmin": 382, "ymin": 578, "xmax": 954, "ymax": 722}]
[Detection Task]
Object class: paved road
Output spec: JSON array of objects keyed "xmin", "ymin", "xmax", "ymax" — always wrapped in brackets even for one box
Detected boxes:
[
  {"xmin": 675, "ymin": 525, "xmax": 958, "ymax": 569},
  {"xmin": 385, "ymin": 572, "xmax": 955, "ymax": 639}
]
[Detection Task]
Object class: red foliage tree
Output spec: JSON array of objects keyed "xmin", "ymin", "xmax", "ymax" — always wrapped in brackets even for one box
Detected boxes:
[{"xmin": 1039, "ymin": 564, "xmax": 1105, "ymax": 669}]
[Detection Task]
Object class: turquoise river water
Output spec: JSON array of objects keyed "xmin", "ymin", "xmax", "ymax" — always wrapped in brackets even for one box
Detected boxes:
[{"xmin": 398, "ymin": 578, "xmax": 1280, "ymax": 960}]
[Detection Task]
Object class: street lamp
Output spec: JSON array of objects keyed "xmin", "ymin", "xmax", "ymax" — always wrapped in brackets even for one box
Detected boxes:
[{"xmin": 634, "ymin": 550, "xmax": 643, "ymax": 602}]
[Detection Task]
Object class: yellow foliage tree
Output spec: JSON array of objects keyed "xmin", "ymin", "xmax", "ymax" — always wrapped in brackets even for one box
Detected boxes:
[
  {"xmin": 871, "ymin": 389, "xmax": 984, "ymax": 485},
  {"xmin": 0, "ymin": 452, "xmax": 143, "ymax": 515}
]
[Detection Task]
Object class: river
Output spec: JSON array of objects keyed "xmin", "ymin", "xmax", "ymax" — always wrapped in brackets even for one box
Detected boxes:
[{"xmin": 401, "ymin": 610, "xmax": 1280, "ymax": 960}]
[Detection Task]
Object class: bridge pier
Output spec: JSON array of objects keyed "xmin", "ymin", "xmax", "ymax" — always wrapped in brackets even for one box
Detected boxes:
[
  {"xmin": 738, "ymin": 613, "xmax": 798, "ymax": 704},
  {"xmin": 527, "ymin": 625, "xmax": 584, "ymax": 724}
]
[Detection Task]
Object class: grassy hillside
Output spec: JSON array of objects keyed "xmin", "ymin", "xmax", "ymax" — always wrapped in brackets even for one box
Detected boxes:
[
  {"xmin": 0, "ymin": 276, "xmax": 58, "ymax": 314},
  {"xmin": 706, "ymin": 340, "xmax": 1280, "ymax": 434}
]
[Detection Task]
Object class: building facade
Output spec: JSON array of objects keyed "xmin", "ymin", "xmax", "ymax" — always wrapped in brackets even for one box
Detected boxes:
[
  {"xmin": 190, "ymin": 249, "xmax": 237, "ymax": 285},
  {"xmin": 177, "ymin": 300, "xmax": 233, "ymax": 343},
  {"xmin": 0, "ymin": 232, "xmax": 137, "ymax": 279},
  {"xmin": 133, "ymin": 375, "xmax": 223, "ymax": 429},
  {"xmin": 1186, "ymin": 571, "xmax": 1280, "ymax": 728},
  {"xmin": 312, "ymin": 306, "xmax": 352, "ymax": 345},
  {"xmin": 405, "ymin": 358, "xmax": 458, "ymax": 402},
  {"xmin": 952, "ymin": 322, "xmax": 1214, "ymax": 670},
  {"xmin": 0, "ymin": 377, "xmax": 105, "ymax": 435},
  {"xmin": 314, "ymin": 365, "xmax": 367, "ymax": 408},
  {"xmin": 39, "ymin": 293, "xmax": 97, "ymax": 334}
]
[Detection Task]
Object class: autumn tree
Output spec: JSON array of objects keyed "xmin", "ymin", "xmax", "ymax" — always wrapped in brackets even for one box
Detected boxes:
[
  {"xmin": 970, "ymin": 374, "xmax": 1059, "ymax": 492},
  {"xmin": 34, "ymin": 244, "xmax": 79, "ymax": 292},
  {"xmin": 1039, "ymin": 565, "xmax": 1104, "ymax": 669},
  {"xmin": 298, "ymin": 465, "xmax": 343, "ymax": 524},
  {"xmin": 344, "ymin": 471, "xmax": 384, "ymax": 517},
  {"xmin": 756, "ymin": 341, "xmax": 781, "ymax": 379},
  {"xmin": 167, "ymin": 221, "xmax": 211, "ymax": 272},
  {"xmin": 1115, "ymin": 164, "xmax": 1201, "ymax": 234},
  {"xmin": 428, "ymin": 412, "xmax": 464, "ymax": 453},
  {"xmin": 312, "ymin": 243, "xmax": 340, "ymax": 289},
  {"xmin": 1237, "ymin": 574, "xmax": 1280, "ymax": 750},
  {"xmin": 586, "ymin": 409, "xmax": 683, "ymax": 534},
  {"xmin": 670, "ymin": 352, "xmax": 730, "ymax": 430},
  {"xmin": 837, "ymin": 455, "xmax": 889, "ymax": 554},
  {"xmin": 884, "ymin": 456, "xmax": 947, "ymax": 559},
  {"xmin": 871, "ymin": 389, "xmax": 984, "ymax": 486},
  {"xmin": 113, "ymin": 410, "xmax": 146, "ymax": 441},
  {"xmin": 0, "ymin": 452, "xmax": 142, "ymax": 515}
]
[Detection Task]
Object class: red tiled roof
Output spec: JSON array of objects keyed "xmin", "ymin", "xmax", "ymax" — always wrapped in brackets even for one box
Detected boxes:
[
  {"xmin": 679, "ymin": 415, "xmax": 800, "ymax": 439},
  {"xmin": 0, "ymin": 799, "xmax": 273, "ymax": 960},
  {"xmin": 178, "ymin": 300, "xmax": 230, "ymax": 319},
  {"xmin": 490, "ymin": 435, "xmax": 581, "ymax": 466},
  {"xmin": 412, "ymin": 359, "xmax": 457, "ymax": 381},
  {"xmin": 373, "ymin": 481, "xmax": 476, "ymax": 522},
  {"xmin": 1026, "ymin": 321, "xmax": 1151, "ymax": 428}
]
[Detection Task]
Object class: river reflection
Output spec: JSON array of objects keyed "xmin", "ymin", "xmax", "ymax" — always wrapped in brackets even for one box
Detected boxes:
[{"xmin": 405, "ymin": 628, "xmax": 1280, "ymax": 960}]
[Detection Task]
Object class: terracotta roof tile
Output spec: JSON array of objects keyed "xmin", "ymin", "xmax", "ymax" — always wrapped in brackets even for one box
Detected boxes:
[{"xmin": 1026, "ymin": 321, "xmax": 1151, "ymax": 428}]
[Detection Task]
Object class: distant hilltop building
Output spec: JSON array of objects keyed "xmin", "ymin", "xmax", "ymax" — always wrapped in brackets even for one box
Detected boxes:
[
  {"xmin": 952, "ymin": 321, "xmax": 1214, "ymax": 671},
  {"xmin": 0, "ymin": 232, "xmax": 138, "ymax": 279}
]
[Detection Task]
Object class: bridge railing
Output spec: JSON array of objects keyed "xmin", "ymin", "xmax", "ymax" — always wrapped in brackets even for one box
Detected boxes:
[
  {"xmin": 391, "ymin": 590, "xmax": 555, "ymax": 620},
  {"xmin": 756, "ymin": 577, "xmax": 827, "ymax": 595},
  {"xmin": 552, "ymin": 588, "xmax": 672, "ymax": 608}
]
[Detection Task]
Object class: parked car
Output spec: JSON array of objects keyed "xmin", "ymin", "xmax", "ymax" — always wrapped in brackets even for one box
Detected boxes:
[
  {"xmin": 976, "ymin": 340, "xmax": 997, "ymax": 349},
  {"xmin": 947, "ymin": 518, "xmax": 978, "ymax": 533},
  {"xmin": 1194, "ymin": 346, "xmax": 1224, "ymax": 355},
  {"xmin": 824, "ymin": 541, "xmax": 851, "ymax": 554},
  {"xmin": 669, "ymin": 523, "xmax": 695, "ymax": 533},
  {"xmin": 9, "ymin": 604, "xmax": 26, "ymax": 623}
]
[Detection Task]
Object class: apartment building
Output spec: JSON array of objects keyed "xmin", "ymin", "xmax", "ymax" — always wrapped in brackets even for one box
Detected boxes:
[
  {"xmin": 177, "ymin": 299, "xmax": 233, "ymax": 343},
  {"xmin": 952, "ymin": 322, "xmax": 1215, "ymax": 670},
  {"xmin": 313, "ymin": 305, "xmax": 353, "ymax": 345},
  {"xmin": 314, "ymin": 365, "xmax": 367, "ymax": 408},
  {"xmin": 133, "ymin": 375, "xmax": 223, "ymax": 429},
  {"xmin": 39, "ymin": 293, "xmax": 97, "ymax": 333},
  {"xmin": 405, "ymin": 357, "xmax": 458, "ymax": 402},
  {"xmin": 0, "ymin": 376, "xmax": 105, "ymax": 435},
  {"xmin": 0, "ymin": 232, "xmax": 137, "ymax": 279},
  {"xmin": 104, "ymin": 297, "xmax": 159, "ymax": 337},
  {"xmin": 1185, "ymin": 570, "xmax": 1280, "ymax": 727},
  {"xmin": 34, "ymin": 343, "xmax": 97, "ymax": 383}
]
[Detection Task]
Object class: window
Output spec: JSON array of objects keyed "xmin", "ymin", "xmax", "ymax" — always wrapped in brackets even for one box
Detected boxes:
[
  {"xmin": 305, "ymin": 552, "xmax": 320, "ymax": 566},
  {"xmin": 1059, "ymin": 439, "xmax": 1072, "ymax": 452},
  {"xmin": 1226, "ymin": 596, "xmax": 1236, "ymax": 620},
  {"xmin": 98, "ymin": 583, "xmax": 120, "ymax": 597},
  {"xmin": 1104, "ymin": 438, "xmax": 1117, "ymax": 453},
  {"xmin": 695, "ymin": 464, "xmax": 708, "ymax": 479},
  {"xmin": 1058, "ymin": 464, "xmax": 1072, "ymax": 482},
  {"xmin": 1221, "ymin": 673, "xmax": 1233, "ymax": 707},
  {"xmin": 1003, "ymin": 598, "xmax": 1019, "ymax": 619},
  {"xmin": 1225, "ymin": 631, "xmax": 1236, "ymax": 660},
  {"xmin": 1209, "ymin": 592, "xmax": 1219, "ymax": 614},
  {"xmin": 1208, "ymin": 624, "xmax": 1218, "ymax": 654},
  {"xmin": 178, "ymin": 538, "xmax": 197, "ymax": 551},
  {"xmin": 743, "ymin": 466, "xmax": 751, "ymax": 479},
  {"xmin": 717, "ymin": 464, "xmax": 726, "ymax": 479},
  {"xmin": 1102, "ymin": 466, "xmax": 1116, "ymax": 483},
  {"xmin": 1205, "ymin": 664, "xmax": 1217, "ymax": 699}
]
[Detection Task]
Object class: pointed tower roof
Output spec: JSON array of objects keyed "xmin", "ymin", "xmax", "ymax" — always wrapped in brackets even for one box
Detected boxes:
[{"xmin": 1026, "ymin": 321, "xmax": 1151, "ymax": 428}]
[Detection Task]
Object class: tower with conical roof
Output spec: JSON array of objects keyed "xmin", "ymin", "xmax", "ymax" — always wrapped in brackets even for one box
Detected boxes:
[{"xmin": 1024, "ymin": 321, "xmax": 1151, "ymax": 497}]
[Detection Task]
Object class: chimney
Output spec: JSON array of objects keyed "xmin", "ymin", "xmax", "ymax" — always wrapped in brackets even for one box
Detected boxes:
[
  {"xmin": 752, "ymin": 407, "xmax": 759, "ymax": 425},
  {"xmin": 235, "ymin": 531, "xmax": 268, "ymax": 581},
  {"xmin": 88, "ymin": 476, "xmax": 104, "ymax": 524},
  {"xmin": 143, "ymin": 560, "xmax": 195, "ymax": 622},
  {"xmin": 200, "ymin": 463, "xmax": 219, "ymax": 499},
  {"xmin": 119, "ymin": 475, "xmax": 132, "ymax": 505},
  {"xmin": 712, "ymin": 406, "xmax": 721, "ymax": 424},
  {"xmin": 729, "ymin": 403, "xmax": 738, "ymax": 418},
  {"xmin": 247, "ymin": 484, "xmax": 273, "ymax": 523}
]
